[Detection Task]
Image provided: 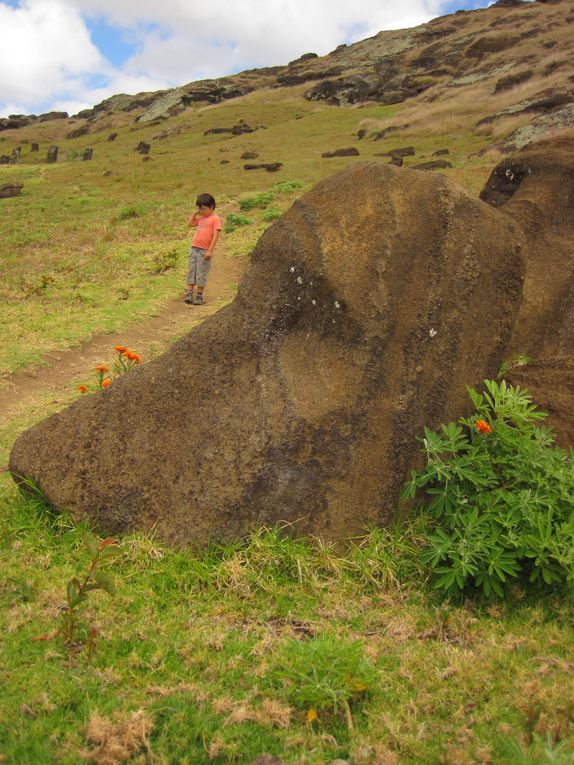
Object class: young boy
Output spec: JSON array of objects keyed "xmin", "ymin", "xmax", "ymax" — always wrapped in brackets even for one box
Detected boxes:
[{"xmin": 185, "ymin": 193, "xmax": 221, "ymax": 305}]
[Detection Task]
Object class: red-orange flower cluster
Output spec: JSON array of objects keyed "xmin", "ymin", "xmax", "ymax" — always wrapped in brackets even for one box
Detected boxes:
[
  {"xmin": 475, "ymin": 419, "xmax": 493, "ymax": 434},
  {"xmin": 101, "ymin": 379, "xmax": 111, "ymax": 388},
  {"xmin": 78, "ymin": 384, "xmax": 88, "ymax": 394},
  {"xmin": 94, "ymin": 365, "xmax": 109, "ymax": 373},
  {"xmin": 116, "ymin": 346, "xmax": 141, "ymax": 364}
]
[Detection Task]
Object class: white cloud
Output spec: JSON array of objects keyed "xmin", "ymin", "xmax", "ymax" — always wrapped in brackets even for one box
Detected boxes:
[{"xmin": 0, "ymin": 0, "xmax": 471, "ymax": 117}]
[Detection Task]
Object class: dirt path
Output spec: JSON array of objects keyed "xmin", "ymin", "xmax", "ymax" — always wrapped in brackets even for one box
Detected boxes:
[{"xmin": 0, "ymin": 244, "xmax": 247, "ymax": 428}]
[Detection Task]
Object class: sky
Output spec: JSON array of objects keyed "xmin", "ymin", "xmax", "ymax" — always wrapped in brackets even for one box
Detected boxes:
[{"xmin": 0, "ymin": 0, "xmax": 492, "ymax": 119}]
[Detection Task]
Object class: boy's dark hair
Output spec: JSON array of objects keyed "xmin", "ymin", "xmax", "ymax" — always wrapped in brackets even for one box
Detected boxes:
[{"xmin": 196, "ymin": 193, "xmax": 216, "ymax": 209}]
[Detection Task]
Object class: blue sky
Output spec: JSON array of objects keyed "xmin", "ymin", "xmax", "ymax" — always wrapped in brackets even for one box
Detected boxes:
[{"xmin": 0, "ymin": 0, "xmax": 491, "ymax": 118}]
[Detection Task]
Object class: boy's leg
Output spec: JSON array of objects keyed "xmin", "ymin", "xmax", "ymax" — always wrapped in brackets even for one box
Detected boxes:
[
  {"xmin": 193, "ymin": 250, "xmax": 211, "ymax": 304},
  {"xmin": 185, "ymin": 248, "xmax": 199, "ymax": 303}
]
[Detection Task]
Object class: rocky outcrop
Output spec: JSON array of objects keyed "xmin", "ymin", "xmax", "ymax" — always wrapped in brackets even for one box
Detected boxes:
[
  {"xmin": 10, "ymin": 158, "xmax": 529, "ymax": 546},
  {"xmin": 0, "ymin": 182, "xmax": 23, "ymax": 198},
  {"xmin": 321, "ymin": 147, "xmax": 360, "ymax": 158}
]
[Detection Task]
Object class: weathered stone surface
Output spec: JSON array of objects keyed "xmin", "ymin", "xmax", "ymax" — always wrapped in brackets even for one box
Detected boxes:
[
  {"xmin": 46, "ymin": 146, "xmax": 58, "ymax": 163},
  {"xmin": 505, "ymin": 356, "xmax": 574, "ymax": 449},
  {"xmin": 135, "ymin": 141, "xmax": 150, "ymax": 155},
  {"xmin": 0, "ymin": 182, "xmax": 23, "ymax": 198},
  {"xmin": 481, "ymin": 139, "xmax": 574, "ymax": 359},
  {"xmin": 31, "ymin": 143, "xmax": 39, "ymax": 152},
  {"xmin": 243, "ymin": 162, "xmax": 282, "ymax": 172},
  {"xmin": 66, "ymin": 124, "xmax": 90, "ymax": 139},
  {"xmin": 82, "ymin": 148, "xmax": 93, "ymax": 161},
  {"xmin": 321, "ymin": 147, "xmax": 360, "ymax": 158},
  {"xmin": 413, "ymin": 159, "xmax": 452, "ymax": 170},
  {"xmin": 10, "ymin": 159, "xmax": 528, "ymax": 546}
]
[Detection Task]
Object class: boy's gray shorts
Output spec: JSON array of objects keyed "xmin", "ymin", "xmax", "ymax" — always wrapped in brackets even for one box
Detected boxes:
[{"xmin": 187, "ymin": 246, "xmax": 212, "ymax": 287}]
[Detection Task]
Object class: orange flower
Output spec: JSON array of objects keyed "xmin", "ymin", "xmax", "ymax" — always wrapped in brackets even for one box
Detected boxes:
[
  {"xmin": 475, "ymin": 419, "xmax": 493, "ymax": 434},
  {"xmin": 125, "ymin": 351, "xmax": 141, "ymax": 363},
  {"xmin": 78, "ymin": 385, "xmax": 88, "ymax": 394},
  {"xmin": 101, "ymin": 379, "xmax": 111, "ymax": 388},
  {"xmin": 115, "ymin": 345, "xmax": 127, "ymax": 353},
  {"xmin": 94, "ymin": 365, "xmax": 109, "ymax": 373}
]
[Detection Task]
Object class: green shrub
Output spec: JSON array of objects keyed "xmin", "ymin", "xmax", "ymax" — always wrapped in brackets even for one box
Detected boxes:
[
  {"xmin": 402, "ymin": 380, "xmax": 574, "ymax": 597},
  {"xmin": 224, "ymin": 212, "xmax": 252, "ymax": 233},
  {"xmin": 114, "ymin": 203, "xmax": 146, "ymax": 221},
  {"xmin": 270, "ymin": 632, "xmax": 376, "ymax": 730},
  {"xmin": 262, "ymin": 207, "xmax": 282, "ymax": 222},
  {"xmin": 239, "ymin": 191, "xmax": 277, "ymax": 211},
  {"xmin": 274, "ymin": 180, "xmax": 304, "ymax": 193}
]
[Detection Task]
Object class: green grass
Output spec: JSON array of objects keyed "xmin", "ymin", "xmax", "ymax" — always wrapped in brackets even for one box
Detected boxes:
[{"xmin": 0, "ymin": 481, "xmax": 572, "ymax": 764}]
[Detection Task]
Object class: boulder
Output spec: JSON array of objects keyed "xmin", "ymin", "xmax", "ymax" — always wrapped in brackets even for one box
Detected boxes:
[
  {"xmin": 412, "ymin": 160, "xmax": 452, "ymax": 170},
  {"xmin": 504, "ymin": 356, "xmax": 574, "ymax": 449},
  {"xmin": 243, "ymin": 162, "xmax": 283, "ymax": 172},
  {"xmin": 108, "ymin": 133, "xmax": 118, "ymax": 142},
  {"xmin": 321, "ymin": 147, "xmax": 360, "ymax": 158},
  {"xmin": 480, "ymin": 139, "xmax": 574, "ymax": 359},
  {"xmin": 31, "ymin": 143, "xmax": 39, "ymax": 152},
  {"xmin": 0, "ymin": 156, "xmax": 10, "ymax": 164},
  {"xmin": 46, "ymin": 146, "xmax": 58, "ymax": 163},
  {"xmin": 10, "ymin": 159, "xmax": 527, "ymax": 546},
  {"xmin": 66, "ymin": 124, "xmax": 90, "ymax": 139},
  {"xmin": 136, "ymin": 141, "xmax": 150, "ymax": 155},
  {"xmin": 0, "ymin": 182, "xmax": 23, "ymax": 198},
  {"xmin": 82, "ymin": 148, "xmax": 93, "ymax": 161},
  {"xmin": 241, "ymin": 151, "xmax": 259, "ymax": 159}
]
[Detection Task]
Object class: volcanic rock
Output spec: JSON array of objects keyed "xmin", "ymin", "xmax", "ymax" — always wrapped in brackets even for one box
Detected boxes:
[
  {"xmin": 243, "ymin": 162, "xmax": 283, "ymax": 172},
  {"xmin": 9, "ymin": 159, "xmax": 527, "ymax": 545},
  {"xmin": 412, "ymin": 160, "xmax": 453, "ymax": 170},
  {"xmin": 504, "ymin": 356, "xmax": 574, "ymax": 448},
  {"xmin": 321, "ymin": 147, "xmax": 360, "ymax": 158},
  {"xmin": 0, "ymin": 182, "xmax": 23, "ymax": 198},
  {"xmin": 46, "ymin": 146, "xmax": 58, "ymax": 163}
]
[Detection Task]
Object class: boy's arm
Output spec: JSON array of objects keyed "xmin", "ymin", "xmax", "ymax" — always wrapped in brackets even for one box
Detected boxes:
[
  {"xmin": 205, "ymin": 229, "xmax": 220, "ymax": 259},
  {"xmin": 188, "ymin": 212, "xmax": 199, "ymax": 227}
]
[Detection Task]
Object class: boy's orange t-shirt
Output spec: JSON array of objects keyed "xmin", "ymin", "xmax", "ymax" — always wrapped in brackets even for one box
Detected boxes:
[{"xmin": 192, "ymin": 213, "xmax": 222, "ymax": 250}]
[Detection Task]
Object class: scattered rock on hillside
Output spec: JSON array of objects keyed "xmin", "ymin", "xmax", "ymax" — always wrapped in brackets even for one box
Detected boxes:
[
  {"xmin": 10, "ymin": 157, "xmax": 530, "ymax": 546},
  {"xmin": 372, "ymin": 124, "xmax": 410, "ymax": 140},
  {"xmin": 0, "ymin": 182, "xmax": 23, "ymax": 198},
  {"xmin": 494, "ymin": 70, "xmax": 533, "ymax": 92},
  {"xmin": 241, "ymin": 151, "xmax": 259, "ymax": 159},
  {"xmin": 504, "ymin": 356, "xmax": 574, "ymax": 449},
  {"xmin": 376, "ymin": 146, "xmax": 415, "ymax": 158},
  {"xmin": 205, "ymin": 121, "xmax": 257, "ymax": 136},
  {"xmin": 321, "ymin": 147, "xmax": 360, "ymax": 158},
  {"xmin": 136, "ymin": 141, "xmax": 150, "ymax": 155},
  {"xmin": 67, "ymin": 124, "xmax": 90, "ymax": 139},
  {"xmin": 243, "ymin": 162, "xmax": 283, "ymax": 172},
  {"xmin": 46, "ymin": 146, "xmax": 58, "ymax": 163},
  {"xmin": 477, "ymin": 88, "xmax": 574, "ymax": 125},
  {"xmin": 0, "ymin": 155, "xmax": 9, "ymax": 164},
  {"xmin": 501, "ymin": 104, "xmax": 574, "ymax": 152},
  {"xmin": 388, "ymin": 156, "xmax": 404, "ymax": 166},
  {"xmin": 83, "ymin": 148, "xmax": 93, "ymax": 161},
  {"xmin": 108, "ymin": 132, "xmax": 118, "ymax": 141},
  {"xmin": 31, "ymin": 143, "xmax": 39, "ymax": 152},
  {"xmin": 432, "ymin": 148, "xmax": 450, "ymax": 156},
  {"xmin": 413, "ymin": 159, "xmax": 453, "ymax": 170}
]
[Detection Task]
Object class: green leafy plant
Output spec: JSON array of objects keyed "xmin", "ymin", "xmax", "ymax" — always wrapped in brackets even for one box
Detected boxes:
[
  {"xmin": 262, "ymin": 207, "xmax": 282, "ymax": 222},
  {"xmin": 273, "ymin": 180, "xmax": 304, "ymax": 193},
  {"xmin": 498, "ymin": 353, "xmax": 530, "ymax": 378},
  {"xmin": 36, "ymin": 532, "xmax": 120, "ymax": 654},
  {"xmin": 114, "ymin": 203, "xmax": 147, "ymax": 222},
  {"xmin": 402, "ymin": 379, "xmax": 574, "ymax": 597},
  {"xmin": 496, "ymin": 733, "xmax": 574, "ymax": 765},
  {"xmin": 270, "ymin": 632, "xmax": 376, "ymax": 731},
  {"xmin": 239, "ymin": 191, "xmax": 277, "ymax": 211},
  {"xmin": 224, "ymin": 212, "xmax": 252, "ymax": 233}
]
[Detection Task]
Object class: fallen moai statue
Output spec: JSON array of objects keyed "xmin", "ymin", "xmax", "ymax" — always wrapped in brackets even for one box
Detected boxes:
[{"xmin": 9, "ymin": 138, "xmax": 574, "ymax": 546}]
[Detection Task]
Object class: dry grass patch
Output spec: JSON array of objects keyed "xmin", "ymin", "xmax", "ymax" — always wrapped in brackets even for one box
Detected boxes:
[{"xmin": 81, "ymin": 709, "xmax": 155, "ymax": 765}]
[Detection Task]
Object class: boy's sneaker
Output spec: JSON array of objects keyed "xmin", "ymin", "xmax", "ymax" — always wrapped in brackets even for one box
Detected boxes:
[
  {"xmin": 184, "ymin": 291, "xmax": 194, "ymax": 304},
  {"xmin": 192, "ymin": 293, "xmax": 204, "ymax": 305}
]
